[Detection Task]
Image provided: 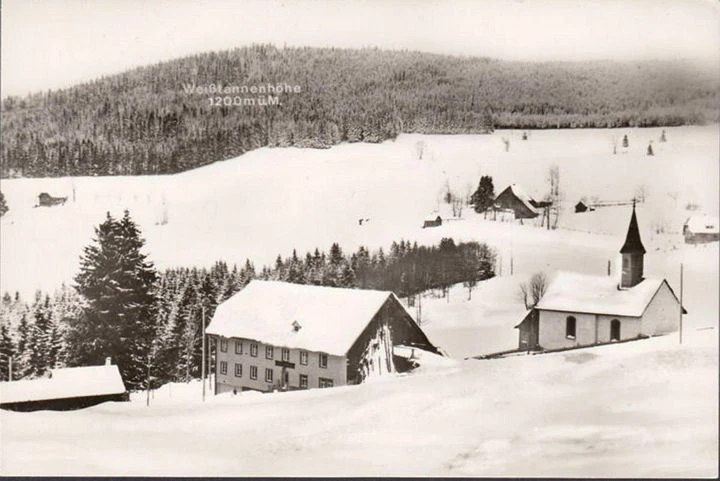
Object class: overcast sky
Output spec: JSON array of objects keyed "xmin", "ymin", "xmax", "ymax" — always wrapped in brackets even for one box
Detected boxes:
[{"xmin": 1, "ymin": 0, "xmax": 719, "ymax": 97}]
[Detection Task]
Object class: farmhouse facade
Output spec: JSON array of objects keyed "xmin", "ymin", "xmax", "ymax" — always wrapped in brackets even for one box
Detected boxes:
[
  {"xmin": 516, "ymin": 206, "xmax": 683, "ymax": 351},
  {"xmin": 423, "ymin": 213, "xmax": 442, "ymax": 228},
  {"xmin": 206, "ymin": 281, "xmax": 438, "ymax": 394}
]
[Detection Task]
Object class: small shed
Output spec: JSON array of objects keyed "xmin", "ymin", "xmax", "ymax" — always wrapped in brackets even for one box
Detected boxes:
[
  {"xmin": 494, "ymin": 184, "xmax": 540, "ymax": 219},
  {"xmin": 37, "ymin": 192, "xmax": 68, "ymax": 207},
  {"xmin": 575, "ymin": 201, "xmax": 589, "ymax": 213},
  {"xmin": 683, "ymin": 216, "xmax": 719, "ymax": 244},
  {"xmin": 423, "ymin": 213, "xmax": 442, "ymax": 228},
  {"xmin": 0, "ymin": 363, "xmax": 128, "ymax": 412}
]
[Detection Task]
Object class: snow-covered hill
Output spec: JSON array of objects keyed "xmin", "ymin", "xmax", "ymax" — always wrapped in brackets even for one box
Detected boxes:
[{"xmin": 1, "ymin": 329, "xmax": 716, "ymax": 477}]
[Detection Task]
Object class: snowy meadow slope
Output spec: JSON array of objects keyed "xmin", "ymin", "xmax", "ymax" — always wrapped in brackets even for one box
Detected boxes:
[{"xmin": 1, "ymin": 330, "xmax": 716, "ymax": 477}]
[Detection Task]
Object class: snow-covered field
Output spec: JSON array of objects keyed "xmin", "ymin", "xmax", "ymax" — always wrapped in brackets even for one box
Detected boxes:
[
  {"xmin": 1, "ymin": 125, "xmax": 718, "ymax": 476},
  {"xmin": 1, "ymin": 329, "xmax": 716, "ymax": 477}
]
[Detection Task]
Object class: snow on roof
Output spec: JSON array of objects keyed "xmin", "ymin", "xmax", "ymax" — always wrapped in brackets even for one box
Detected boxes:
[
  {"xmin": 0, "ymin": 365, "xmax": 126, "ymax": 405},
  {"xmin": 505, "ymin": 184, "xmax": 539, "ymax": 215},
  {"xmin": 424, "ymin": 212, "xmax": 442, "ymax": 222},
  {"xmin": 685, "ymin": 215, "xmax": 719, "ymax": 234},
  {"xmin": 206, "ymin": 280, "xmax": 397, "ymax": 356},
  {"xmin": 535, "ymin": 271, "xmax": 667, "ymax": 317}
]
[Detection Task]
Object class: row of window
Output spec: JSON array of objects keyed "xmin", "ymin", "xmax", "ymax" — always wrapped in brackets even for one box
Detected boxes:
[
  {"xmin": 219, "ymin": 338, "xmax": 328, "ymax": 368},
  {"xmin": 565, "ymin": 316, "xmax": 621, "ymax": 341},
  {"xmin": 218, "ymin": 361, "xmax": 333, "ymax": 388}
]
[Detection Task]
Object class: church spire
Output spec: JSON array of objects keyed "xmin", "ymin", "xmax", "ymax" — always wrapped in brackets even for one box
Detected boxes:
[
  {"xmin": 620, "ymin": 201, "xmax": 645, "ymax": 288},
  {"xmin": 620, "ymin": 200, "xmax": 646, "ymax": 254}
]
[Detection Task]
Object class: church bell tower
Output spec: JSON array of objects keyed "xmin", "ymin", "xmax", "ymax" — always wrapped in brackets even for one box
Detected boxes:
[{"xmin": 619, "ymin": 201, "xmax": 646, "ymax": 288}]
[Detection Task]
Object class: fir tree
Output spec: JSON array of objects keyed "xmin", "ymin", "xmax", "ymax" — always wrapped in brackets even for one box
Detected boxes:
[
  {"xmin": 472, "ymin": 175, "xmax": 495, "ymax": 214},
  {"xmin": 69, "ymin": 210, "xmax": 159, "ymax": 390},
  {"xmin": 0, "ymin": 322, "xmax": 15, "ymax": 381},
  {"xmin": 647, "ymin": 143, "xmax": 654, "ymax": 156},
  {"xmin": 622, "ymin": 134, "xmax": 629, "ymax": 148},
  {"xmin": 0, "ymin": 191, "xmax": 8, "ymax": 217}
]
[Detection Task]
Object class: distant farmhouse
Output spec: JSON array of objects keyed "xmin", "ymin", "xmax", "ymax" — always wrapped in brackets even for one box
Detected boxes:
[
  {"xmin": 516, "ymin": 206, "xmax": 684, "ymax": 351},
  {"xmin": 206, "ymin": 281, "xmax": 439, "ymax": 394},
  {"xmin": 36, "ymin": 192, "xmax": 68, "ymax": 207},
  {"xmin": 423, "ymin": 213, "xmax": 442, "ymax": 228},
  {"xmin": 683, "ymin": 215, "xmax": 719, "ymax": 244},
  {"xmin": 0, "ymin": 361, "xmax": 127, "ymax": 412},
  {"xmin": 493, "ymin": 184, "xmax": 549, "ymax": 220}
]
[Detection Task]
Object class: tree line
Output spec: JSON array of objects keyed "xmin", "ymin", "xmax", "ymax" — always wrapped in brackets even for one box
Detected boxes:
[
  {"xmin": 2, "ymin": 45, "xmax": 717, "ymax": 178},
  {"xmin": 0, "ymin": 212, "xmax": 495, "ymax": 389}
]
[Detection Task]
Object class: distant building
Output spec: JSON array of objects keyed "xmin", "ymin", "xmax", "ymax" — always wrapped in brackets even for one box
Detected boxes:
[
  {"xmin": 683, "ymin": 216, "xmax": 719, "ymax": 244},
  {"xmin": 206, "ymin": 281, "xmax": 439, "ymax": 394},
  {"xmin": 516, "ymin": 205, "xmax": 684, "ymax": 351},
  {"xmin": 493, "ymin": 184, "xmax": 542, "ymax": 219},
  {"xmin": 37, "ymin": 192, "xmax": 68, "ymax": 207},
  {"xmin": 575, "ymin": 201, "xmax": 589, "ymax": 213},
  {"xmin": 0, "ymin": 361, "xmax": 128, "ymax": 412},
  {"xmin": 423, "ymin": 213, "xmax": 442, "ymax": 228}
]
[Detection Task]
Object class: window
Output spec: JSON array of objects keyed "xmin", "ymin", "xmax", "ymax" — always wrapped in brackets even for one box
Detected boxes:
[
  {"xmin": 282, "ymin": 348, "xmax": 290, "ymax": 362},
  {"xmin": 220, "ymin": 338, "xmax": 228, "ymax": 352},
  {"xmin": 265, "ymin": 368, "xmax": 273, "ymax": 383},
  {"xmin": 250, "ymin": 365, "xmax": 258, "ymax": 380},
  {"xmin": 319, "ymin": 377, "xmax": 334, "ymax": 388},
  {"xmin": 319, "ymin": 353, "xmax": 328, "ymax": 368},
  {"xmin": 234, "ymin": 363, "xmax": 242, "ymax": 377},
  {"xmin": 299, "ymin": 374, "xmax": 308, "ymax": 389},
  {"xmin": 300, "ymin": 351, "xmax": 308, "ymax": 365},
  {"xmin": 266, "ymin": 346, "xmax": 274, "ymax": 360},
  {"xmin": 250, "ymin": 343, "xmax": 258, "ymax": 357},
  {"xmin": 566, "ymin": 316, "xmax": 577, "ymax": 339},
  {"xmin": 220, "ymin": 361, "xmax": 227, "ymax": 375},
  {"xmin": 235, "ymin": 340, "xmax": 243, "ymax": 355}
]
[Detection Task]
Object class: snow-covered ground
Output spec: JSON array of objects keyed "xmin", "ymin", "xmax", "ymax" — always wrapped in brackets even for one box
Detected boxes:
[
  {"xmin": 1, "ymin": 329, "xmax": 716, "ymax": 477},
  {"xmin": 1, "ymin": 126, "xmax": 717, "ymax": 476}
]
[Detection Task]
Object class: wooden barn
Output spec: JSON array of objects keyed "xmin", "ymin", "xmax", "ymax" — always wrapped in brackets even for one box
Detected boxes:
[
  {"xmin": 515, "ymin": 206, "xmax": 684, "ymax": 351},
  {"xmin": 37, "ymin": 192, "xmax": 68, "ymax": 207},
  {"xmin": 423, "ymin": 213, "xmax": 442, "ymax": 228},
  {"xmin": 683, "ymin": 216, "xmax": 719, "ymax": 244},
  {"xmin": 0, "ymin": 362, "xmax": 128, "ymax": 412},
  {"xmin": 493, "ymin": 184, "xmax": 541, "ymax": 219},
  {"xmin": 206, "ymin": 280, "xmax": 439, "ymax": 393}
]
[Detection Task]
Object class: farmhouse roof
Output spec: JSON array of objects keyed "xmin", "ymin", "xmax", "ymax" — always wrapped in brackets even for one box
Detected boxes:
[
  {"xmin": 501, "ymin": 184, "xmax": 539, "ymax": 215},
  {"xmin": 535, "ymin": 271, "xmax": 676, "ymax": 317},
  {"xmin": 684, "ymin": 215, "xmax": 719, "ymax": 234},
  {"xmin": 0, "ymin": 365, "xmax": 126, "ymax": 405},
  {"xmin": 206, "ymin": 280, "xmax": 401, "ymax": 356},
  {"xmin": 620, "ymin": 205, "xmax": 646, "ymax": 254},
  {"xmin": 424, "ymin": 212, "xmax": 442, "ymax": 222}
]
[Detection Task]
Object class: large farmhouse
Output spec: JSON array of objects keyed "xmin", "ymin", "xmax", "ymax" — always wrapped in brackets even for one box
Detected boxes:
[
  {"xmin": 683, "ymin": 215, "xmax": 719, "ymax": 244},
  {"xmin": 0, "ymin": 362, "xmax": 128, "ymax": 412},
  {"xmin": 493, "ymin": 184, "xmax": 544, "ymax": 219},
  {"xmin": 206, "ymin": 281, "xmax": 439, "ymax": 394},
  {"xmin": 516, "ymin": 206, "xmax": 684, "ymax": 351}
]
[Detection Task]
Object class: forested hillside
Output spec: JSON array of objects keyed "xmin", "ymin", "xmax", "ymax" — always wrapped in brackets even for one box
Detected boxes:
[{"xmin": 1, "ymin": 45, "xmax": 718, "ymax": 178}]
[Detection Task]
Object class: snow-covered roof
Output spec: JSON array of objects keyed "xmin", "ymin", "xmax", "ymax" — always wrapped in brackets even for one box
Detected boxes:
[
  {"xmin": 424, "ymin": 212, "xmax": 442, "ymax": 222},
  {"xmin": 535, "ymin": 271, "xmax": 669, "ymax": 317},
  {"xmin": 206, "ymin": 280, "xmax": 399, "ymax": 356},
  {"xmin": 504, "ymin": 184, "xmax": 539, "ymax": 215},
  {"xmin": 0, "ymin": 364, "xmax": 126, "ymax": 405},
  {"xmin": 684, "ymin": 215, "xmax": 719, "ymax": 234}
]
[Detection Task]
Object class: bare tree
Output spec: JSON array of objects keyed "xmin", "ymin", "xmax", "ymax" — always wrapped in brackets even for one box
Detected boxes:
[
  {"xmin": 546, "ymin": 165, "xmax": 561, "ymax": 229},
  {"xmin": 415, "ymin": 140, "xmax": 426, "ymax": 160},
  {"xmin": 517, "ymin": 272, "xmax": 548, "ymax": 309},
  {"xmin": 501, "ymin": 138, "xmax": 510, "ymax": 152}
]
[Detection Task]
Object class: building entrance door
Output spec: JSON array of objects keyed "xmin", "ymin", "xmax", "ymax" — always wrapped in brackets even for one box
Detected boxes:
[{"xmin": 610, "ymin": 319, "xmax": 621, "ymax": 341}]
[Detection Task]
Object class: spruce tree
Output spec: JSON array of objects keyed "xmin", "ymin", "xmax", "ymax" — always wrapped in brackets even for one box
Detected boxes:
[
  {"xmin": 0, "ymin": 322, "xmax": 15, "ymax": 381},
  {"xmin": 69, "ymin": 211, "xmax": 158, "ymax": 390},
  {"xmin": 0, "ymin": 191, "xmax": 8, "ymax": 217},
  {"xmin": 472, "ymin": 175, "xmax": 495, "ymax": 213},
  {"xmin": 647, "ymin": 143, "xmax": 654, "ymax": 156},
  {"xmin": 622, "ymin": 134, "xmax": 629, "ymax": 148}
]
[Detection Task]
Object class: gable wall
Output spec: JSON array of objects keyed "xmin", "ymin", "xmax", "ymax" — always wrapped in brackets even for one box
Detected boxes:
[{"xmin": 640, "ymin": 282, "xmax": 680, "ymax": 335}]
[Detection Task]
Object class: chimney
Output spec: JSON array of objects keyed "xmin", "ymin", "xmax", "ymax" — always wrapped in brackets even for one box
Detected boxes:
[{"xmin": 105, "ymin": 357, "xmax": 112, "ymax": 366}]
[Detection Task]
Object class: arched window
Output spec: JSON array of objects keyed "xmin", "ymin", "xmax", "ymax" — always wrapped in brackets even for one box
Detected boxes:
[
  {"xmin": 610, "ymin": 319, "xmax": 621, "ymax": 341},
  {"xmin": 566, "ymin": 316, "xmax": 576, "ymax": 339}
]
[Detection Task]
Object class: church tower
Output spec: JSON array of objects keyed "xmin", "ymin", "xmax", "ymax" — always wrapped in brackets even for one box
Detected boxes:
[{"xmin": 619, "ymin": 202, "xmax": 646, "ymax": 288}]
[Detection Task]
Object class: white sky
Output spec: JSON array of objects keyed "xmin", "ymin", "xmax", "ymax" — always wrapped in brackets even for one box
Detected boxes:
[{"xmin": 1, "ymin": 0, "xmax": 719, "ymax": 97}]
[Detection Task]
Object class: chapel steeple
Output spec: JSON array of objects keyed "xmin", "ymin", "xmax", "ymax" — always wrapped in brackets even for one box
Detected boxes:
[{"xmin": 620, "ymin": 201, "xmax": 646, "ymax": 288}]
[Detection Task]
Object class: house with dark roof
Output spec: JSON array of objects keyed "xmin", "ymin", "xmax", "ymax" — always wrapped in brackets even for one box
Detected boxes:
[
  {"xmin": 206, "ymin": 281, "xmax": 439, "ymax": 393},
  {"xmin": 0, "ymin": 361, "xmax": 128, "ymax": 412},
  {"xmin": 493, "ymin": 184, "xmax": 542, "ymax": 219},
  {"xmin": 516, "ymin": 205, "xmax": 684, "ymax": 351}
]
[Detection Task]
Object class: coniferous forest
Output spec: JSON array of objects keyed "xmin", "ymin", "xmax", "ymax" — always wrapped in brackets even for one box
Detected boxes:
[
  {"xmin": 0, "ymin": 212, "xmax": 494, "ymax": 388},
  {"xmin": 2, "ymin": 45, "xmax": 718, "ymax": 178}
]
